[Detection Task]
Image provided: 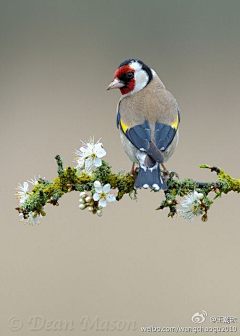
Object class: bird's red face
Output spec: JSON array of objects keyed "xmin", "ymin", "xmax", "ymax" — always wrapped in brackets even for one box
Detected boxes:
[
  {"xmin": 107, "ymin": 64, "xmax": 135, "ymax": 95},
  {"xmin": 113, "ymin": 65, "xmax": 135, "ymax": 95},
  {"xmin": 107, "ymin": 59, "xmax": 153, "ymax": 96}
]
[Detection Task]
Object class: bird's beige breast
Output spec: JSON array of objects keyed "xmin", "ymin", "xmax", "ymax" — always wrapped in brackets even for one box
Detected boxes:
[{"xmin": 119, "ymin": 77, "xmax": 178, "ymax": 131}]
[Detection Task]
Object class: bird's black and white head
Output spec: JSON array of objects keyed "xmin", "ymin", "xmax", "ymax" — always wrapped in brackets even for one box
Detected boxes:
[{"xmin": 107, "ymin": 59, "xmax": 155, "ymax": 96}]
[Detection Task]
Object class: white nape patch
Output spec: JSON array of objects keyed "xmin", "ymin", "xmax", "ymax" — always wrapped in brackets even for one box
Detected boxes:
[
  {"xmin": 133, "ymin": 69, "xmax": 149, "ymax": 94},
  {"xmin": 151, "ymin": 69, "xmax": 157, "ymax": 77}
]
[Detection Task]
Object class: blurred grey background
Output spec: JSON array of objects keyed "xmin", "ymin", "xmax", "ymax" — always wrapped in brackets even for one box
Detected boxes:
[{"xmin": 0, "ymin": 0, "xmax": 239, "ymax": 335}]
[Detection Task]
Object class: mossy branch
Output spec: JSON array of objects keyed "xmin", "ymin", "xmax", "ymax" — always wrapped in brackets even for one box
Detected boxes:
[{"xmin": 15, "ymin": 155, "xmax": 240, "ymax": 223}]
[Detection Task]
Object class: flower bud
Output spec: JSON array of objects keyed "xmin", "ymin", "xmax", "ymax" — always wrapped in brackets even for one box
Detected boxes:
[
  {"xmin": 79, "ymin": 192, "xmax": 87, "ymax": 198},
  {"xmin": 79, "ymin": 198, "xmax": 85, "ymax": 204},
  {"xmin": 88, "ymin": 206, "xmax": 93, "ymax": 212},
  {"xmin": 197, "ymin": 193, "xmax": 204, "ymax": 200},
  {"xmin": 201, "ymin": 214, "xmax": 208, "ymax": 222},
  {"xmin": 97, "ymin": 209, "xmax": 102, "ymax": 217},
  {"xmin": 79, "ymin": 204, "xmax": 86, "ymax": 210},
  {"xmin": 86, "ymin": 196, "xmax": 93, "ymax": 203}
]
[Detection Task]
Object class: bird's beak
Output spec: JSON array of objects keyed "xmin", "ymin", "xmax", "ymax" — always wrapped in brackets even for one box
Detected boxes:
[{"xmin": 106, "ymin": 78, "xmax": 124, "ymax": 90}]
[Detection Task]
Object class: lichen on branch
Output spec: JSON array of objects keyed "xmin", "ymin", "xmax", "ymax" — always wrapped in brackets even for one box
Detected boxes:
[{"xmin": 15, "ymin": 138, "xmax": 240, "ymax": 225}]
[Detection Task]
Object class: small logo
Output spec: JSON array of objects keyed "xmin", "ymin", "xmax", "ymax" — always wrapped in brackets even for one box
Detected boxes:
[{"xmin": 192, "ymin": 311, "xmax": 207, "ymax": 324}]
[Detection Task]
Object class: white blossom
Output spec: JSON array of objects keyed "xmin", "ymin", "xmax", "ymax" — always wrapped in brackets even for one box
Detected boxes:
[
  {"xmin": 16, "ymin": 175, "xmax": 44, "ymax": 205},
  {"xmin": 93, "ymin": 181, "xmax": 116, "ymax": 208},
  {"xmin": 177, "ymin": 190, "xmax": 204, "ymax": 222},
  {"xmin": 74, "ymin": 137, "xmax": 106, "ymax": 172},
  {"xmin": 19, "ymin": 212, "xmax": 42, "ymax": 225},
  {"xmin": 15, "ymin": 182, "xmax": 29, "ymax": 204},
  {"xmin": 28, "ymin": 177, "xmax": 37, "ymax": 186},
  {"xmin": 27, "ymin": 175, "xmax": 44, "ymax": 186}
]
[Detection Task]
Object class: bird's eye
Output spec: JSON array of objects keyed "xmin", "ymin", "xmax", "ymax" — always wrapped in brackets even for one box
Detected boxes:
[{"xmin": 126, "ymin": 72, "xmax": 134, "ymax": 79}]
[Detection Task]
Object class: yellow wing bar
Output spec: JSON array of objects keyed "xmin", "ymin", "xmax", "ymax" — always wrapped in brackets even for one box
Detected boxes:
[
  {"xmin": 120, "ymin": 119, "xmax": 129, "ymax": 133},
  {"xmin": 171, "ymin": 113, "xmax": 179, "ymax": 130}
]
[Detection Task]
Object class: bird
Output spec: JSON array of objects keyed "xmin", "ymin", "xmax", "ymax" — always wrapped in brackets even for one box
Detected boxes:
[{"xmin": 106, "ymin": 59, "xmax": 180, "ymax": 191}]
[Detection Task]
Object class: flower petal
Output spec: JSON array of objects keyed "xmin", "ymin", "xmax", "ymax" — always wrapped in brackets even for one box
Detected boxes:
[
  {"xmin": 23, "ymin": 181, "xmax": 29, "ymax": 192},
  {"xmin": 76, "ymin": 158, "xmax": 85, "ymax": 169},
  {"xmin": 103, "ymin": 184, "xmax": 111, "ymax": 193},
  {"xmin": 93, "ymin": 193, "xmax": 100, "ymax": 201},
  {"xmin": 94, "ymin": 181, "xmax": 102, "ymax": 193},
  {"xmin": 28, "ymin": 212, "xmax": 42, "ymax": 225},
  {"xmin": 85, "ymin": 157, "xmax": 93, "ymax": 170},
  {"xmin": 94, "ymin": 157, "xmax": 102, "ymax": 167},
  {"xmin": 79, "ymin": 147, "xmax": 89, "ymax": 157},
  {"xmin": 99, "ymin": 198, "xmax": 107, "ymax": 208},
  {"xmin": 106, "ymin": 194, "xmax": 116, "ymax": 203},
  {"xmin": 80, "ymin": 143, "xmax": 94, "ymax": 157},
  {"xmin": 19, "ymin": 194, "xmax": 29, "ymax": 204},
  {"xmin": 94, "ymin": 180, "xmax": 101, "ymax": 188},
  {"xmin": 93, "ymin": 143, "xmax": 106, "ymax": 158}
]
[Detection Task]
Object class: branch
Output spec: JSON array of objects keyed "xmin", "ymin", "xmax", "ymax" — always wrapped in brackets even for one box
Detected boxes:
[{"xmin": 15, "ymin": 139, "xmax": 240, "ymax": 224}]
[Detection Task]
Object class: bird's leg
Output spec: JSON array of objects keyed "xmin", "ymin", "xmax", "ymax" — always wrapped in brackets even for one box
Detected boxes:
[
  {"xmin": 161, "ymin": 163, "xmax": 170, "ymax": 183},
  {"xmin": 130, "ymin": 163, "xmax": 138, "ymax": 180},
  {"xmin": 130, "ymin": 163, "xmax": 135, "ymax": 175},
  {"xmin": 161, "ymin": 163, "xmax": 168, "ymax": 172}
]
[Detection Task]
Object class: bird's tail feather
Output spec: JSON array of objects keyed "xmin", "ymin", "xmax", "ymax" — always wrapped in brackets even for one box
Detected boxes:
[{"xmin": 134, "ymin": 164, "xmax": 167, "ymax": 190}]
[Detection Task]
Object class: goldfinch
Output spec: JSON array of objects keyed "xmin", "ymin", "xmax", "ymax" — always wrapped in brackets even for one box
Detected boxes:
[{"xmin": 107, "ymin": 59, "xmax": 180, "ymax": 190}]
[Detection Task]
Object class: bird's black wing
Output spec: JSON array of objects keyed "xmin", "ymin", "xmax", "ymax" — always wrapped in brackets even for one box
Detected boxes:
[
  {"xmin": 116, "ymin": 110, "xmax": 165, "ymax": 163},
  {"xmin": 155, "ymin": 108, "xmax": 180, "ymax": 152}
]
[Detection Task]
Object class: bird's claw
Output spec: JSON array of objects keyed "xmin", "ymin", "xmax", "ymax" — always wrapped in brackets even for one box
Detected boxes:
[{"xmin": 161, "ymin": 170, "xmax": 179, "ymax": 182}]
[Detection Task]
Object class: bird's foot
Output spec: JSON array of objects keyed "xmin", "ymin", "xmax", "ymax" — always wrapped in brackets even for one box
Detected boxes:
[
  {"xmin": 161, "ymin": 164, "xmax": 179, "ymax": 181},
  {"xmin": 162, "ymin": 171, "xmax": 180, "ymax": 180}
]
